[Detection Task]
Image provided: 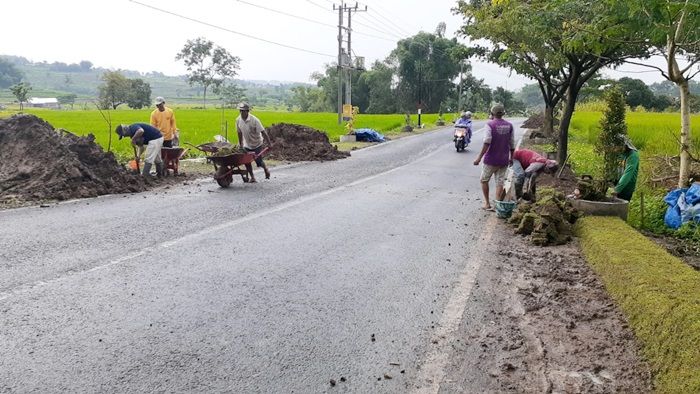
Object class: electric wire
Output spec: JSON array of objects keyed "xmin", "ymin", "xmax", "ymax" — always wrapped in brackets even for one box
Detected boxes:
[
  {"xmin": 235, "ymin": 0, "xmax": 336, "ymax": 28},
  {"xmin": 128, "ymin": 0, "xmax": 336, "ymax": 57}
]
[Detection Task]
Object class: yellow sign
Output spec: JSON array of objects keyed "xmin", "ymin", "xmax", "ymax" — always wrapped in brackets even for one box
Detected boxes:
[{"xmin": 342, "ymin": 104, "xmax": 354, "ymax": 120}]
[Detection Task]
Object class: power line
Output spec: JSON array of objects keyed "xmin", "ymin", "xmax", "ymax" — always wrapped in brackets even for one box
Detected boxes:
[
  {"xmin": 235, "ymin": 0, "xmax": 336, "ymax": 28},
  {"xmin": 129, "ymin": 0, "xmax": 335, "ymax": 58},
  {"xmin": 358, "ymin": 0, "xmax": 415, "ymax": 37},
  {"xmin": 305, "ymin": 0, "xmax": 333, "ymax": 11},
  {"xmin": 353, "ymin": 17, "xmax": 404, "ymax": 40}
]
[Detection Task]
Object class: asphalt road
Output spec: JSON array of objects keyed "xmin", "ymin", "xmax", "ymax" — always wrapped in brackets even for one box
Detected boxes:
[{"xmin": 1, "ymin": 119, "xmax": 524, "ymax": 393}]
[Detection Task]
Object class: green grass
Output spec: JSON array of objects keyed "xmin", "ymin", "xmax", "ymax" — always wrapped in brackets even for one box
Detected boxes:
[
  {"xmin": 0, "ymin": 108, "xmax": 445, "ymax": 159},
  {"xmin": 576, "ymin": 217, "xmax": 700, "ymax": 394},
  {"xmin": 570, "ymin": 111, "xmax": 700, "ymax": 156}
]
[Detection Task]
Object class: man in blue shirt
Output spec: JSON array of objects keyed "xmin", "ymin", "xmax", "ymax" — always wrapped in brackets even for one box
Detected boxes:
[{"xmin": 116, "ymin": 123, "xmax": 164, "ymax": 177}]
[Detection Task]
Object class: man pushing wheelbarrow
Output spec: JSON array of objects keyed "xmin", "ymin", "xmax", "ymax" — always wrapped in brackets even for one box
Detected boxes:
[{"xmin": 236, "ymin": 102, "xmax": 273, "ymax": 183}]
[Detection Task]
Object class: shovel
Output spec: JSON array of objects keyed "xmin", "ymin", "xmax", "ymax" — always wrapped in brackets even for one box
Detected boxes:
[{"xmin": 132, "ymin": 145, "xmax": 141, "ymax": 173}]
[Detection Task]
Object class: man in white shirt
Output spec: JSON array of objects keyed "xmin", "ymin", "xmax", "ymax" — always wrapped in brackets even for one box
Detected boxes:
[{"xmin": 236, "ymin": 102, "xmax": 273, "ymax": 182}]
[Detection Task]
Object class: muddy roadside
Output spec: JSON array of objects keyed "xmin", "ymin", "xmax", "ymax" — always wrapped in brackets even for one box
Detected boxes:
[{"xmin": 439, "ymin": 222, "xmax": 653, "ymax": 393}]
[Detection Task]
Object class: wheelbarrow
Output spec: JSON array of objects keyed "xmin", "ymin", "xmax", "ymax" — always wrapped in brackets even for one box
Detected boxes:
[
  {"xmin": 207, "ymin": 148, "xmax": 270, "ymax": 187},
  {"xmin": 160, "ymin": 147, "xmax": 188, "ymax": 176},
  {"xmin": 189, "ymin": 142, "xmax": 269, "ymax": 187}
]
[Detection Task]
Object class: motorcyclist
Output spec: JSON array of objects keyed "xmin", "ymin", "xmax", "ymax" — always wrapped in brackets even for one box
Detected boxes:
[{"xmin": 454, "ymin": 111, "xmax": 473, "ymax": 143}]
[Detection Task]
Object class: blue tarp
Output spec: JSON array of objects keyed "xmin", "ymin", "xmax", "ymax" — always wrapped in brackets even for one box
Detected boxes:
[
  {"xmin": 664, "ymin": 183, "xmax": 700, "ymax": 229},
  {"xmin": 354, "ymin": 128, "xmax": 385, "ymax": 143}
]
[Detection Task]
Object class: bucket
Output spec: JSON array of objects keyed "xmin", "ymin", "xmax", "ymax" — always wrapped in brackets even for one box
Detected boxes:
[{"xmin": 495, "ymin": 200, "xmax": 517, "ymax": 219}]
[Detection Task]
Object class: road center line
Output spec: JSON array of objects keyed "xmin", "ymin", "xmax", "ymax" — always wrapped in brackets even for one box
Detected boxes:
[
  {"xmin": 0, "ymin": 145, "xmax": 445, "ymax": 302},
  {"xmin": 413, "ymin": 215, "xmax": 497, "ymax": 394}
]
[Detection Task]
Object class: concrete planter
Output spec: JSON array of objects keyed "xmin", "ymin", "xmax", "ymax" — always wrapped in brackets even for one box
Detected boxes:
[
  {"xmin": 569, "ymin": 197, "xmax": 629, "ymax": 221},
  {"xmin": 339, "ymin": 134, "xmax": 357, "ymax": 142}
]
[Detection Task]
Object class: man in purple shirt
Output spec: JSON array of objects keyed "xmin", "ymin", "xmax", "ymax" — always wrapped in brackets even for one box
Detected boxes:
[{"xmin": 473, "ymin": 104, "xmax": 515, "ymax": 210}]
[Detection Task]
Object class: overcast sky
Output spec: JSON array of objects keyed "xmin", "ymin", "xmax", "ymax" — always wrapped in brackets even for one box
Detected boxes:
[{"xmin": 1, "ymin": 0, "xmax": 673, "ymax": 91}]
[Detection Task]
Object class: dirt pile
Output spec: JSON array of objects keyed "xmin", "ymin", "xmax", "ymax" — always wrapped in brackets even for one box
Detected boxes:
[
  {"xmin": 509, "ymin": 189, "xmax": 581, "ymax": 245},
  {"xmin": 266, "ymin": 123, "xmax": 350, "ymax": 161},
  {"xmin": 521, "ymin": 112, "xmax": 545, "ymax": 129},
  {"xmin": 0, "ymin": 114, "xmax": 145, "ymax": 203}
]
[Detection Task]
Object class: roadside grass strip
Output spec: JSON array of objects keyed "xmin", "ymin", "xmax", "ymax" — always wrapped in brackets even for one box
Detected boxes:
[{"xmin": 576, "ymin": 216, "xmax": 700, "ymax": 394}]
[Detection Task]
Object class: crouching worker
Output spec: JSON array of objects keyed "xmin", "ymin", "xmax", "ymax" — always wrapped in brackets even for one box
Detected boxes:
[
  {"xmin": 116, "ymin": 123, "xmax": 164, "ymax": 177},
  {"xmin": 612, "ymin": 135, "xmax": 639, "ymax": 201},
  {"xmin": 512, "ymin": 148, "xmax": 558, "ymax": 200}
]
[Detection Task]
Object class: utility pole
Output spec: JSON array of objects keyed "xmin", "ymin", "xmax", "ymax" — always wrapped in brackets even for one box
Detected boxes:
[
  {"xmin": 334, "ymin": 2, "xmax": 366, "ymax": 124},
  {"xmin": 335, "ymin": 3, "xmax": 343, "ymax": 124},
  {"xmin": 457, "ymin": 60, "xmax": 465, "ymax": 111},
  {"xmin": 417, "ymin": 62, "xmax": 422, "ymax": 127}
]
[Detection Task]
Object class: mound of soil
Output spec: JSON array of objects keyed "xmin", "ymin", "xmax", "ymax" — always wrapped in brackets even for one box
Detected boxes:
[
  {"xmin": 509, "ymin": 189, "xmax": 581, "ymax": 246},
  {"xmin": 521, "ymin": 112, "xmax": 545, "ymax": 129},
  {"xmin": 0, "ymin": 114, "xmax": 145, "ymax": 204},
  {"xmin": 266, "ymin": 123, "xmax": 350, "ymax": 162}
]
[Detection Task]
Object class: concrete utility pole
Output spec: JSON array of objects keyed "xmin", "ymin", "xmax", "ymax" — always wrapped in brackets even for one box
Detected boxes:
[
  {"xmin": 334, "ymin": 2, "xmax": 366, "ymax": 124},
  {"xmin": 457, "ymin": 60, "xmax": 465, "ymax": 111}
]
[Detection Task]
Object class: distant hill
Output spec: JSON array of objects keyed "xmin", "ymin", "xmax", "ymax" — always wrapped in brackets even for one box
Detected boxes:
[{"xmin": 0, "ymin": 55, "xmax": 311, "ymax": 108}]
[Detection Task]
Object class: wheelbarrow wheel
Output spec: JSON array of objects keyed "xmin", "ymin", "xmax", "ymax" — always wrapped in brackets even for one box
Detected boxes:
[{"xmin": 216, "ymin": 166, "xmax": 233, "ymax": 188}]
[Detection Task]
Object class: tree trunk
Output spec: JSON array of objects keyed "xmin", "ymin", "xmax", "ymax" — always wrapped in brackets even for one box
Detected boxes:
[
  {"xmin": 557, "ymin": 87, "xmax": 578, "ymax": 165},
  {"xmin": 203, "ymin": 85, "xmax": 208, "ymax": 109},
  {"xmin": 678, "ymin": 79, "xmax": 692, "ymax": 188},
  {"xmin": 543, "ymin": 105, "xmax": 555, "ymax": 137}
]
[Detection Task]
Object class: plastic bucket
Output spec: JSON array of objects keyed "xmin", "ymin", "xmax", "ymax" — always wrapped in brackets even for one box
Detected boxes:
[{"xmin": 495, "ymin": 200, "xmax": 517, "ymax": 219}]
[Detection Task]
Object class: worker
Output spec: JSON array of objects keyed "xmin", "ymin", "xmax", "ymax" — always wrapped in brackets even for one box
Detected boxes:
[
  {"xmin": 512, "ymin": 149, "xmax": 558, "ymax": 200},
  {"xmin": 236, "ymin": 102, "xmax": 273, "ymax": 183},
  {"xmin": 612, "ymin": 135, "xmax": 639, "ymax": 201},
  {"xmin": 473, "ymin": 104, "xmax": 515, "ymax": 210},
  {"xmin": 150, "ymin": 96, "xmax": 177, "ymax": 147},
  {"xmin": 116, "ymin": 123, "xmax": 164, "ymax": 177}
]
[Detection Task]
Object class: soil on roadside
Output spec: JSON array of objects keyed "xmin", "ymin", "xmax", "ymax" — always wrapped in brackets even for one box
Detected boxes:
[
  {"xmin": 441, "ymin": 222, "xmax": 653, "ymax": 393},
  {"xmin": 0, "ymin": 116, "xmax": 351, "ymax": 210}
]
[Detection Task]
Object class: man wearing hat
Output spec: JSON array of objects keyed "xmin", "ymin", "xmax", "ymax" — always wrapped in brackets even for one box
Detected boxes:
[
  {"xmin": 612, "ymin": 135, "xmax": 639, "ymax": 201},
  {"xmin": 455, "ymin": 111, "xmax": 473, "ymax": 144},
  {"xmin": 236, "ymin": 102, "xmax": 273, "ymax": 182},
  {"xmin": 511, "ymin": 148, "xmax": 559, "ymax": 200},
  {"xmin": 150, "ymin": 96, "xmax": 177, "ymax": 147},
  {"xmin": 116, "ymin": 123, "xmax": 164, "ymax": 177},
  {"xmin": 473, "ymin": 103, "xmax": 515, "ymax": 210}
]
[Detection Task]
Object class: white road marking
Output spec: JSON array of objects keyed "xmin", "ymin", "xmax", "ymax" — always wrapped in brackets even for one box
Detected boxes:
[
  {"xmin": 0, "ymin": 146, "xmax": 445, "ymax": 302},
  {"xmin": 413, "ymin": 215, "xmax": 497, "ymax": 394}
]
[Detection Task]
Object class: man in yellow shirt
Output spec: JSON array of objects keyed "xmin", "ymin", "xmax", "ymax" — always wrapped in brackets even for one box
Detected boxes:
[{"xmin": 150, "ymin": 96, "xmax": 177, "ymax": 147}]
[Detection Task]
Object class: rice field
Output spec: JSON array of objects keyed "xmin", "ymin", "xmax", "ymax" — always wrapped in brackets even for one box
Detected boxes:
[{"xmin": 0, "ymin": 108, "xmax": 443, "ymax": 159}]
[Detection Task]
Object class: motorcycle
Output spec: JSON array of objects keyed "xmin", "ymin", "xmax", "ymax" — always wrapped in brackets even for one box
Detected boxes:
[{"xmin": 453, "ymin": 125, "xmax": 471, "ymax": 152}]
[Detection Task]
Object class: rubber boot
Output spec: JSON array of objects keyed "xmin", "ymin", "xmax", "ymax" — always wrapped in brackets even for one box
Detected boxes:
[
  {"xmin": 155, "ymin": 162, "xmax": 164, "ymax": 177},
  {"xmin": 514, "ymin": 180, "xmax": 524, "ymax": 199},
  {"xmin": 142, "ymin": 162, "xmax": 153, "ymax": 177}
]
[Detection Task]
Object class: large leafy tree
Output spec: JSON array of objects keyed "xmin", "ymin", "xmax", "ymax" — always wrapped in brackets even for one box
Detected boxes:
[
  {"xmin": 392, "ymin": 31, "xmax": 462, "ymax": 113},
  {"xmin": 176, "ymin": 37, "xmax": 240, "ymax": 108},
  {"xmin": 125, "ymin": 78, "xmax": 152, "ymax": 109},
  {"xmin": 0, "ymin": 58, "xmax": 23, "ymax": 89},
  {"xmin": 617, "ymin": 0, "xmax": 700, "ymax": 187},
  {"xmin": 97, "ymin": 71, "xmax": 130, "ymax": 109},
  {"xmin": 10, "ymin": 82, "xmax": 31, "ymax": 110},
  {"xmin": 457, "ymin": 0, "xmax": 647, "ymax": 164},
  {"xmin": 617, "ymin": 77, "xmax": 656, "ymax": 110}
]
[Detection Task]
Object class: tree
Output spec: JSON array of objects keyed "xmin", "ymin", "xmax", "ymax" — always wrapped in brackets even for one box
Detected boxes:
[
  {"xmin": 176, "ymin": 37, "xmax": 241, "ymax": 108},
  {"xmin": 596, "ymin": 86, "xmax": 628, "ymax": 184},
  {"xmin": 617, "ymin": 77, "xmax": 656, "ymax": 109},
  {"xmin": 97, "ymin": 71, "xmax": 130, "ymax": 109},
  {"xmin": 619, "ymin": 0, "xmax": 700, "ymax": 187},
  {"xmin": 392, "ymin": 30, "xmax": 462, "ymax": 113},
  {"xmin": 457, "ymin": 0, "xmax": 648, "ymax": 164},
  {"xmin": 493, "ymin": 86, "xmax": 525, "ymax": 114},
  {"xmin": 79, "ymin": 60, "xmax": 93, "ymax": 72},
  {"xmin": 10, "ymin": 82, "xmax": 32, "ymax": 110},
  {"xmin": 362, "ymin": 60, "xmax": 397, "ymax": 114},
  {"xmin": 0, "ymin": 58, "xmax": 23, "ymax": 89},
  {"xmin": 219, "ymin": 83, "xmax": 247, "ymax": 108},
  {"xmin": 57, "ymin": 94, "xmax": 77, "ymax": 109},
  {"xmin": 126, "ymin": 78, "xmax": 151, "ymax": 109}
]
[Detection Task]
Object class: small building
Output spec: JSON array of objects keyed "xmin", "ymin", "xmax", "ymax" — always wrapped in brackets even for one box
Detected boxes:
[{"xmin": 27, "ymin": 98, "xmax": 60, "ymax": 109}]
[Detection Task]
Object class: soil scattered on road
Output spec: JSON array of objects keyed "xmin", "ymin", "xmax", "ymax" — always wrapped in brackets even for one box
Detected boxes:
[
  {"xmin": 0, "ymin": 114, "xmax": 146, "ymax": 205},
  {"xmin": 266, "ymin": 123, "xmax": 350, "ymax": 162},
  {"xmin": 441, "ymin": 224, "xmax": 652, "ymax": 393}
]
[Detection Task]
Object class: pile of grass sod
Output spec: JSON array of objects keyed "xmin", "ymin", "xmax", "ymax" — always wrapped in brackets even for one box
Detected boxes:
[{"xmin": 576, "ymin": 216, "xmax": 700, "ymax": 393}]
